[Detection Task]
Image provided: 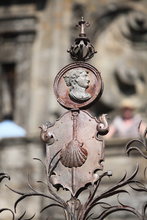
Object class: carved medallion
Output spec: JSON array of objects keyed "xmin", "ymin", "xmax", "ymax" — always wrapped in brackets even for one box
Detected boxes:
[
  {"xmin": 64, "ymin": 68, "xmax": 91, "ymax": 102},
  {"xmin": 40, "ymin": 110, "xmax": 104, "ymax": 195},
  {"xmin": 54, "ymin": 62, "xmax": 103, "ymax": 109}
]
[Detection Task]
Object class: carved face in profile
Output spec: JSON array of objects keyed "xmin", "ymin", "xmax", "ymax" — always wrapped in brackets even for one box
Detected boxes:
[{"xmin": 64, "ymin": 68, "xmax": 91, "ymax": 102}]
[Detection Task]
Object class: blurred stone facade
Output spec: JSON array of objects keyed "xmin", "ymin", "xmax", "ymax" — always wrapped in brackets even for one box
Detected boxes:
[
  {"xmin": 0, "ymin": 0, "xmax": 147, "ymax": 133},
  {"xmin": 0, "ymin": 0, "xmax": 146, "ymax": 220}
]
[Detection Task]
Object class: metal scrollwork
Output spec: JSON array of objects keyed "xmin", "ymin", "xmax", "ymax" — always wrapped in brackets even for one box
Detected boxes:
[
  {"xmin": 126, "ymin": 122, "xmax": 147, "ymax": 159},
  {"xmin": 0, "ymin": 173, "xmax": 10, "ymax": 183},
  {"xmin": 0, "ymin": 159, "xmax": 146, "ymax": 220},
  {"xmin": 67, "ymin": 17, "xmax": 97, "ymax": 61},
  {"xmin": 40, "ymin": 122, "xmax": 55, "ymax": 144},
  {"xmin": 0, "ymin": 17, "xmax": 147, "ymax": 220},
  {"xmin": 97, "ymin": 114, "xmax": 109, "ymax": 136}
]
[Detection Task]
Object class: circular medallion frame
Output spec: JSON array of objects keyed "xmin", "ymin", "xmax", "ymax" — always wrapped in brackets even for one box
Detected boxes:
[{"xmin": 54, "ymin": 62, "xmax": 103, "ymax": 109}]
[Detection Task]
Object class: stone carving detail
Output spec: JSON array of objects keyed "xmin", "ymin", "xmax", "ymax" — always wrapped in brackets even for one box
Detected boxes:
[
  {"xmin": 91, "ymin": 1, "xmax": 147, "ymax": 112},
  {"xmin": 121, "ymin": 11, "xmax": 147, "ymax": 47},
  {"xmin": 64, "ymin": 68, "xmax": 91, "ymax": 102}
]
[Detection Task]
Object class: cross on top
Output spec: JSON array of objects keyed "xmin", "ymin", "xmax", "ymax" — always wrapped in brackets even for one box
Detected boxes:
[{"xmin": 76, "ymin": 17, "xmax": 90, "ymax": 37}]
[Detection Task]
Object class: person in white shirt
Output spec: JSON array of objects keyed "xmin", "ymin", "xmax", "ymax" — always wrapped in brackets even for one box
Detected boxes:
[{"xmin": 106, "ymin": 100, "xmax": 146, "ymax": 139}]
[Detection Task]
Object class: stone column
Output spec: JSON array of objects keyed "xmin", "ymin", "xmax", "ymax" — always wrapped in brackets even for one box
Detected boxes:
[{"xmin": 28, "ymin": 0, "xmax": 72, "ymax": 136}]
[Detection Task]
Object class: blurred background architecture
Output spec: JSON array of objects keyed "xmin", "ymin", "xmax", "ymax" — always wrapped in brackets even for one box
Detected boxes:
[{"xmin": 0, "ymin": 0, "xmax": 147, "ymax": 219}]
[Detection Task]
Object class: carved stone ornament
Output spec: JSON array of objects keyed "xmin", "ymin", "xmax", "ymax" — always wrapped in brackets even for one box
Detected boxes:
[
  {"xmin": 41, "ymin": 110, "xmax": 104, "ymax": 195},
  {"xmin": 54, "ymin": 62, "xmax": 103, "ymax": 109}
]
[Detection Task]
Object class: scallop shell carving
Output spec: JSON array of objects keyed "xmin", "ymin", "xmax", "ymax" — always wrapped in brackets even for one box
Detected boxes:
[{"xmin": 60, "ymin": 139, "xmax": 88, "ymax": 168}]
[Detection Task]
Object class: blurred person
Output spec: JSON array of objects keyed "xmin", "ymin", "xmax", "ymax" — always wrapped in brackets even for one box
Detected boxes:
[
  {"xmin": 105, "ymin": 100, "xmax": 146, "ymax": 139},
  {"xmin": 0, "ymin": 114, "xmax": 26, "ymax": 138}
]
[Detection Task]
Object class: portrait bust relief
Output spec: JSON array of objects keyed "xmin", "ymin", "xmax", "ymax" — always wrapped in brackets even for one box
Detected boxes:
[
  {"xmin": 64, "ymin": 68, "xmax": 91, "ymax": 102},
  {"xmin": 54, "ymin": 62, "xmax": 103, "ymax": 109}
]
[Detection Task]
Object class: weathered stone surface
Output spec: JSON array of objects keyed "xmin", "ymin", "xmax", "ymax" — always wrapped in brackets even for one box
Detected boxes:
[
  {"xmin": 0, "ymin": 137, "xmax": 44, "ymax": 220},
  {"xmin": 90, "ymin": 1, "xmax": 147, "ymax": 113}
]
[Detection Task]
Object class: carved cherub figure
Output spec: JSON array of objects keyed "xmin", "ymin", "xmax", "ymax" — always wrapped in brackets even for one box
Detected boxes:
[{"xmin": 64, "ymin": 68, "xmax": 91, "ymax": 102}]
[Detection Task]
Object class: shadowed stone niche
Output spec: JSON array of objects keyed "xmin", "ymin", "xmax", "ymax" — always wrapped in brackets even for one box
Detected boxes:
[
  {"xmin": 0, "ymin": 3, "xmax": 37, "ymax": 129},
  {"xmin": 88, "ymin": 1, "xmax": 147, "ymax": 115},
  {"xmin": 0, "ymin": 0, "xmax": 47, "ymax": 10}
]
